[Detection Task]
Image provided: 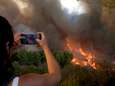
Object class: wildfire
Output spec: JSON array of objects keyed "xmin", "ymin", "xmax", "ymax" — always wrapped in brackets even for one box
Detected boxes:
[{"xmin": 66, "ymin": 37, "xmax": 97, "ymax": 69}]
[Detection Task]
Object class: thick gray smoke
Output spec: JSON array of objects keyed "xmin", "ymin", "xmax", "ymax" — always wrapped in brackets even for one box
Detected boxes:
[
  {"xmin": 0, "ymin": 0, "xmax": 19, "ymax": 25},
  {"xmin": 0, "ymin": 0, "xmax": 62, "ymax": 50},
  {"xmin": 0, "ymin": 0, "xmax": 115, "ymax": 62},
  {"xmin": 37, "ymin": 0, "xmax": 115, "ymax": 62}
]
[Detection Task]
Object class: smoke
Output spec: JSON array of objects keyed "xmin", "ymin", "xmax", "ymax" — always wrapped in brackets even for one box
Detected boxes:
[
  {"xmin": 0, "ymin": 0, "xmax": 19, "ymax": 25},
  {"xmin": 37, "ymin": 0, "xmax": 115, "ymax": 62},
  {"xmin": 0, "ymin": 0, "xmax": 115, "ymax": 62}
]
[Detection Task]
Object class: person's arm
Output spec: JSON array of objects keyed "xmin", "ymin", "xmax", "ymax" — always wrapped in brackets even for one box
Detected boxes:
[
  {"xmin": 8, "ymin": 32, "xmax": 61, "ymax": 86},
  {"xmin": 36, "ymin": 32, "xmax": 61, "ymax": 85},
  {"xmin": 43, "ymin": 45, "xmax": 61, "ymax": 76}
]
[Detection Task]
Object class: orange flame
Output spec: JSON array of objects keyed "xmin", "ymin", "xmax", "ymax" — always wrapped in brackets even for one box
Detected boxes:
[{"xmin": 66, "ymin": 38, "xmax": 97, "ymax": 69}]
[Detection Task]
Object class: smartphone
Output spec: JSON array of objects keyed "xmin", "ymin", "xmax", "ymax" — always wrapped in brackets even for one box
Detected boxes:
[{"xmin": 20, "ymin": 33, "xmax": 38, "ymax": 45}]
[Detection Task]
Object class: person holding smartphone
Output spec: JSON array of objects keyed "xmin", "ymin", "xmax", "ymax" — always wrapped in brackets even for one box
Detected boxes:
[{"xmin": 0, "ymin": 16, "xmax": 61, "ymax": 86}]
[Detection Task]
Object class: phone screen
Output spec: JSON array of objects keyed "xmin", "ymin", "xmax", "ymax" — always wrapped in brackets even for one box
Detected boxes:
[{"xmin": 21, "ymin": 33, "xmax": 37, "ymax": 45}]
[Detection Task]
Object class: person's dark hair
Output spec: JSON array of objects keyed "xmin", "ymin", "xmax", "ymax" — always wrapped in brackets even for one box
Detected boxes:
[{"xmin": 0, "ymin": 16, "xmax": 14, "ymax": 85}]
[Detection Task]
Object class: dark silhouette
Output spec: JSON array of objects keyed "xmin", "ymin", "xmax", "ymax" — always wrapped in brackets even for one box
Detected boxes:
[{"xmin": 0, "ymin": 16, "xmax": 14, "ymax": 86}]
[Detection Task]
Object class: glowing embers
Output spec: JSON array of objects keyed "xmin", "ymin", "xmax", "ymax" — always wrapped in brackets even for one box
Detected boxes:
[
  {"xmin": 60, "ymin": 0, "xmax": 87, "ymax": 15},
  {"xmin": 66, "ymin": 38, "xmax": 97, "ymax": 69}
]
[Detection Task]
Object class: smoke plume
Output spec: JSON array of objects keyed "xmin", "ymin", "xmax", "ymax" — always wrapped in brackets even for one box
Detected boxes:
[{"xmin": 0, "ymin": 0, "xmax": 115, "ymax": 62}]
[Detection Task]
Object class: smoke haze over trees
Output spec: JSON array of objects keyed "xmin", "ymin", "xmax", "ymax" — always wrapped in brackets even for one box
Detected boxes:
[{"xmin": 0, "ymin": 0, "xmax": 115, "ymax": 62}]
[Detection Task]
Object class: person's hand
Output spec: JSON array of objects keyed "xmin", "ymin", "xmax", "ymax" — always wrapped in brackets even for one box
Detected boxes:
[
  {"xmin": 13, "ymin": 33, "xmax": 21, "ymax": 47},
  {"xmin": 36, "ymin": 32, "xmax": 48, "ymax": 48}
]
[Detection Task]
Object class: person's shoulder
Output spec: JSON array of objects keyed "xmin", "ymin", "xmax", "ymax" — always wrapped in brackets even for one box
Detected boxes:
[{"xmin": 18, "ymin": 73, "xmax": 60, "ymax": 86}]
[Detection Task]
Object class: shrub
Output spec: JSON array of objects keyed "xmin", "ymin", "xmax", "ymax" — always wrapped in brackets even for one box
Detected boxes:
[
  {"xmin": 58, "ymin": 64, "xmax": 115, "ymax": 86},
  {"xmin": 10, "ymin": 50, "xmax": 115, "ymax": 86},
  {"xmin": 11, "ymin": 50, "xmax": 72, "ymax": 76},
  {"xmin": 53, "ymin": 51, "xmax": 73, "ymax": 68}
]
